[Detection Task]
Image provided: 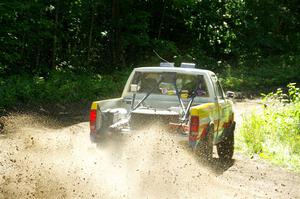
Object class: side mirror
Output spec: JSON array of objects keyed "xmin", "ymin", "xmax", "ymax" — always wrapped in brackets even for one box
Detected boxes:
[
  {"xmin": 130, "ymin": 84, "xmax": 140, "ymax": 92},
  {"xmin": 226, "ymin": 91, "xmax": 235, "ymax": 98}
]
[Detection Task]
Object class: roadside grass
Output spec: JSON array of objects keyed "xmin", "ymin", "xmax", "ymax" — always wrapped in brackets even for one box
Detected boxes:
[{"xmin": 237, "ymin": 84, "xmax": 300, "ymax": 172}]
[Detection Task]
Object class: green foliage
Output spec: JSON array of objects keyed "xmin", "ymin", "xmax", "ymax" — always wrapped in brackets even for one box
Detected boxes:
[
  {"xmin": 261, "ymin": 83, "xmax": 300, "ymax": 103},
  {"xmin": 0, "ymin": 70, "xmax": 129, "ymax": 108},
  {"xmin": 152, "ymin": 39, "xmax": 178, "ymax": 60},
  {"xmin": 239, "ymin": 84, "xmax": 300, "ymax": 172},
  {"xmin": 219, "ymin": 54, "xmax": 300, "ymax": 92},
  {"xmin": 1, "ymin": 0, "xmax": 300, "ymax": 74},
  {"xmin": 1, "ymin": 0, "xmax": 300, "ymax": 108}
]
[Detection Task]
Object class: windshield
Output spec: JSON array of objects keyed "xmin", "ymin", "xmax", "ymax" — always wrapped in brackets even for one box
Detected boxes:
[{"xmin": 129, "ymin": 72, "xmax": 209, "ymax": 98}]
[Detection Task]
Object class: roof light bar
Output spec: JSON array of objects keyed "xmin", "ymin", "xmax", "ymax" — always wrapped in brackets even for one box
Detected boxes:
[
  {"xmin": 180, "ymin": 63, "xmax": 196, "ymax": 68},
  {"xmin": 160, "ymin": 62, "xmax": 174, "ymax": 67}
]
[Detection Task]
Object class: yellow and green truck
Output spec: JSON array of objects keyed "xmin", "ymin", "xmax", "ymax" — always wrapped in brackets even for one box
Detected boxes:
[{"xmin": 90, "ymin": 63, "xmax": 235, "ymax": 160}]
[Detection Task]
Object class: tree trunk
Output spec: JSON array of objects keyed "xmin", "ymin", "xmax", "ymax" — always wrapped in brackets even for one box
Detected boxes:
[
  {"xmin": 87, "ymin": 5, "xmax": 95, "ymax": 64},
  {"xmin": 112, "ymin": 0, "xmax": 124, "ymax": 67},
  {"xmin": 52, "ymin": 5, "xmax": 58, "ymax": 69},
  {"xmin": 36, "ymin": 8, "xmax": 43, "ymax": 69},
  {"xmin": 158, "ymin": 0, "xmax": 167, "ymax": 40}
]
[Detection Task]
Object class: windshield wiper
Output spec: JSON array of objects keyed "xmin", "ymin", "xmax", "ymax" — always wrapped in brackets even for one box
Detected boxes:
[{"xmin": 131, "ymin": 76, "xmax": 163, "ymax": 111}]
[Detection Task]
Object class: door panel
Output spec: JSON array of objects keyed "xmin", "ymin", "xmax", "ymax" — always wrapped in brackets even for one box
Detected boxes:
[{"xmin": 210, "ymin": 75, "xmax": 229, "ymax": 138}]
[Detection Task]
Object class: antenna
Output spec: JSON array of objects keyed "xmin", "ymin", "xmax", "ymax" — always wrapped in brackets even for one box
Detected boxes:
[{"xmin": 153, "ymin": 50, "xmax": 170, "ymax": 63}]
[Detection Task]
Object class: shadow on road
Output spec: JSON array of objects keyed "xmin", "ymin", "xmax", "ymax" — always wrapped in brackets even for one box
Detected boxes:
[
  {"xmin": 190, "ymin": 152, "xmax": 235, "ymax": 175},
  {"xmin": 93, "ymin": 132, "xmax": 236, "ymax": 177},
  {"xmin": 0, "ymin": 102, "xmax": 90, "ymax": 131},
  {"xmin": 204, "ymin": 158, "xmax": 235, "ymax": 175}
]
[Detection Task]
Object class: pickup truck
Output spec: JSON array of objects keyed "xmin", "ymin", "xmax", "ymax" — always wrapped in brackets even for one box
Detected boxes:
[{"xmin": 90, "ymin": 63, "xmax": 235, "ymax": 160}]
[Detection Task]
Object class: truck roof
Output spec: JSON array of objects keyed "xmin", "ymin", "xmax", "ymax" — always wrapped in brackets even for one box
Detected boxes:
[{"xmin": 134, "ymin": 67, "xmax": 215, "ymax": 76}]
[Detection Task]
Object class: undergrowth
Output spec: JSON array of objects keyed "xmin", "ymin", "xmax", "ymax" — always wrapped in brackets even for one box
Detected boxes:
[
  {"xmin": 1, "ymin": 54, "xmax": 299, "ymax": 108},
  {"xmin": 239, "ymin": 83, "xmax": 300, "ymax": 172},
  {"xmin": 218, "ymin": 54, "xmax": 300, "ymax": 92},
  {"xmin": 0, "ymin": 69, "xmax": 130, "ymax": 108}
]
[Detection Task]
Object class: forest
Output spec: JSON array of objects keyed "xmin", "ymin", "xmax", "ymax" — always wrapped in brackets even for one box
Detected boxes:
[
  {"xmin": 1, "ymin": 0, "xmax": 300, "ymax": 181},
  {"xmin": 1, "ymin": 0, "xmax": 300, "ymax": 107}
]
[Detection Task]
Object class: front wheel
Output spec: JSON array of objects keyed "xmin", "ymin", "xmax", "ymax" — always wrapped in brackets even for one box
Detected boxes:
[
  {"xmin": 195, "ymin": 125, "xmax": 214, "ymax": 161},
  {"xmin": 217, "ymin": 122, "xmax": 235, "ymax": 161}
]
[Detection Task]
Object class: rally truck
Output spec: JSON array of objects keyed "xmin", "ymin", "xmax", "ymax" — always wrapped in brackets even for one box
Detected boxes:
[{"xmin": 89, "ymin": 63, "xmax": 235, "ymax": 160}]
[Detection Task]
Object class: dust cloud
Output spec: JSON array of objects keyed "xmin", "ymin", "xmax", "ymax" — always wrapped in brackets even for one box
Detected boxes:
[{"xmin": 1, "ymin": 112, "xmax": 299, "ymax": 199}]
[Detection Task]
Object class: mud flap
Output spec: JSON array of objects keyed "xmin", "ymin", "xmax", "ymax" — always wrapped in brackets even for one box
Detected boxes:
[
  {"xmin": 189, "ymin": 126, "xmax": 208, "ymax": 150},
  {"xmin": 90, "ymin": 133, "xmax": 97, "ymax": 143},
  {"xmin": 223, "ymin": 121, "xmax": 236, "ymax": 138}
]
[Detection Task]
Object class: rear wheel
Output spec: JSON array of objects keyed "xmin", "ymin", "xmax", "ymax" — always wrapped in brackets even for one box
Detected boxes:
[
  {"xmin": 217, "ymin": 122, "xmax": 235, "ymax": 161},
  {"xmin": 196, "ymin": 125, "xmax": 214, "ymax": 161}
]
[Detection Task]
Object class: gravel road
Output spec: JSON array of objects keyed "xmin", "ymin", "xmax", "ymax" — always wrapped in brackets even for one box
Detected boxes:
[{"xmin": 0, "ymin": 100, "xmax": 299, "ymax": 199}]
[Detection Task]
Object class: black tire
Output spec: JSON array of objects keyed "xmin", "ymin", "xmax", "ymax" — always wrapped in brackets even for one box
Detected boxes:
[
  {"xmin": 196, "ymin": 125, "xmax": 214, "ymax": 161},
  {"xmin": 217, "ymin": 123, "xmax": 235, "ymax": 161}
]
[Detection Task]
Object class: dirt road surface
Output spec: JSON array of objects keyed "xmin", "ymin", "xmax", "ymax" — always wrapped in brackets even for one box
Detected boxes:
[{"xmin": 0, "ymin": 100, "xmax": 299, "ymax": 199}]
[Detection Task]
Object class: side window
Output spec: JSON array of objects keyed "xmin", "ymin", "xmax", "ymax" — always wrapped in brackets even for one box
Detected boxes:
[
  {"xmin": 211, "ymin": 75, "xmax": 224, "ymax": 99},
  {"xmin": 216, "ymin": 81, "xmax": 225, "ymax": 99}
]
